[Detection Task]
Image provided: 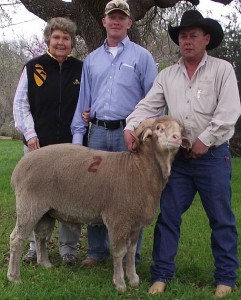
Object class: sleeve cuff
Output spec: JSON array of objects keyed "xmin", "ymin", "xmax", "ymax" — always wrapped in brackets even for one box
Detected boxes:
[
  {"xmin": 24, "ymin": 130, "xmax": 37, "ymax": 142},
  {"xmin": 198, "ymin": 130, "xmax": 217, "ymax": 147},
  {"xmin": 72, "ymin": 133, "xmax": 83, "ymax": 144}
]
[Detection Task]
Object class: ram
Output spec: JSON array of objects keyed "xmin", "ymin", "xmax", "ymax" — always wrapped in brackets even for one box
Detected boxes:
[{"xmin": 7, "ymin": 116, "xmax": 191, "ymax": 292}]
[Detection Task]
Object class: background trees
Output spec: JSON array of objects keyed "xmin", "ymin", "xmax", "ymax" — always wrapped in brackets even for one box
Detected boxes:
[
  {"xmin": 209, "ymin": 12, "xmax": 241, "ymax": 156},
  {"xmin": 0, "ymin": 41, "xmax": 28, "ymax": 138},
  {"xmin": 9, "ymin": 0, "xmax": 236, "ymax": 52},
  {"xmin": 0, "ymin": 10, "xmax": 47, "ymax": 138},
  {"xmin": 0, "ymin": 0, "xmax": 240, "ymax": 154}
]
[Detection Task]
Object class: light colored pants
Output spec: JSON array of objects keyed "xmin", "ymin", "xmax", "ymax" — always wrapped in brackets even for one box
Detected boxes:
[
  {"xmin": 28, "ymin": 222, "xmax": 81, "ymax": 257},
  {"xmin": 24, "ymin": 145, "xmax": 81, "ymax": 257}
]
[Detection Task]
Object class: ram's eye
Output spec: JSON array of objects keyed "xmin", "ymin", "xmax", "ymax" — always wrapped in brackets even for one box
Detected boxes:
[{"xmin": 156, "ymin": 125, "xmax": 164, "ymax": 132}]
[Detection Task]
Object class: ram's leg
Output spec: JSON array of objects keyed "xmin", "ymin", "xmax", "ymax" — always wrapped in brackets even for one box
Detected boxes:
[
  {"xmin": 35, "ymin": 214, "xmax": 55, "ymax": 268},
  {"xmin": 125, "ymin": 228, "xmax": 140, "ymax": 287},
  {"xmin": 7, "ymin": 226, "xmax": 26, "ymax": 283},
  {"xmin": 7, "ymin": 211, "xmax": 38, "ymax": 283},
  {"xmin": 108, "ymin": 225, "xmax": 127, "ymax": 293}
]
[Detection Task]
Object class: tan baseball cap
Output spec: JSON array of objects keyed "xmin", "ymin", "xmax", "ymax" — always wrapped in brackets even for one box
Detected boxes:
[{"xmin": 105, "ymin": 0, "xmax": 130, "ymax": 17}]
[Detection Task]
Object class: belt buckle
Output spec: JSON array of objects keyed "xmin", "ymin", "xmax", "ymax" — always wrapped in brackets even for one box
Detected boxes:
[{"xmin": 103, "ymin": 121, "xmax": 108, "ymax": 129}]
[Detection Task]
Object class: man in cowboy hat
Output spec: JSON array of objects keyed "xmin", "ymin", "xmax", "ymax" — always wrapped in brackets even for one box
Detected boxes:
[{"xmin": 124, "ymin": 10, "xmax": 241, "ymax": 299}]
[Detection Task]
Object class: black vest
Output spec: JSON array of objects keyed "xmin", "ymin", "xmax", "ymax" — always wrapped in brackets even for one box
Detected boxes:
[{"xmin": 25, "ymin": 53, "xmax": 83, "ymax": 147}]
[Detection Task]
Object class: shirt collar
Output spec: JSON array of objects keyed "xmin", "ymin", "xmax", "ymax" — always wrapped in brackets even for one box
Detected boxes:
[
  {"xmin": 104, "ymin": 36, "xmax": 130, "ymax": 51},
  {"xmin": 178, "ymin": 51, "xmax": 208, "ymax": 69},
  {"xmin": 47, "ymin": 50, "xmax": 72, "ymax": 61}
]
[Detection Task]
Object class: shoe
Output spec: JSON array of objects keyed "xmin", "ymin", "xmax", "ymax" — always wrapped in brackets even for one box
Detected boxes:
[
  {"xmin": 62, "ymin": 254, "xmax": 77, "ymax": 266},
  {"xmin": 23, "ymin": 250, "xmax": 37, "ymax": 263},
  {"xmin": 80, "ymin": 257, "xmax": 100, "ymax": 267},
  {"xmin": 215, "ymin": 285, "xmax": 232, "ymax": 298},
  {"xmin": 148, "ymin": 281, "xmax": 167, "ymax": 295}
]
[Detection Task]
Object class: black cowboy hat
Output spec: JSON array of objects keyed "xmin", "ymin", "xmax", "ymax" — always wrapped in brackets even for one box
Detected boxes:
[{"xmin": 168, "ymin": 10, "xmax": 224, "ymax": 50}]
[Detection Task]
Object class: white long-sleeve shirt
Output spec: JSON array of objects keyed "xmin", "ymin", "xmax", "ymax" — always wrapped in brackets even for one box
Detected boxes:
[{"xmin": 13, "ymin": 67, "xmax": 37, "ymax": 142}]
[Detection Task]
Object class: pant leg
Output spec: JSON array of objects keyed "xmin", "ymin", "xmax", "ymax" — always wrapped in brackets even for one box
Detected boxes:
[
  {"xmin": 194, "ymin": 144, "xmax": 239, "ymax": 287},
  {"xmin": 24, "ymin": 146, "xmax": 82, "ymax": 257},
  {"xmin": 87, "ymin": 125, "xmax": 143, "ymax": 262},
  {"xmin": 87, "ymin": 224, "xmax": 110, "ymax": 261},
  {"xmin": 24, "ymin": 146, "xmax": 51, "ymax": 252},
  {"xmin": 151, "ymin": 151, "xmax": 197, "ymax": 283},
  {"xmin": 28, "ymin": 232, "xmax": 36, "ymax": 251},
  {"xmin": 59, "ymin": 222, "xmax": 82, "ymax": 257},
  {"xmin": 135, "ymin": 229, "xmax": 143, "ymax": 264},
  {"xmin": 109, "ymin": 128, "xmax": 143, "ymax": 263}
]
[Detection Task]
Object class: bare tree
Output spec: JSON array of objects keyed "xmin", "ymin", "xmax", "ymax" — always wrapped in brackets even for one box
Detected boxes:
[
  {"xmin": 136, "ymin": 3, "xmax": 193, "ymax": 68},
  {"xmin": 16, "ymin": 0, "xmax": 234, "ymax": 52},
  {"xmin": 0, "ymin": 41, "xmax": 29, "ymax": 138}
]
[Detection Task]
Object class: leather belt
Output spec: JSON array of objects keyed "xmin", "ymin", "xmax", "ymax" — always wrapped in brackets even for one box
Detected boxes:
[{"xmin": 91, "ymin": 118, "xmax": 126, "ymax": 130}]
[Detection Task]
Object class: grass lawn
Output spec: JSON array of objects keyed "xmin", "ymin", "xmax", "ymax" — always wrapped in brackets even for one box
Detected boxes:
[{"xmin": 0, "ymin": 139, "xmax": 240, "ymax": 299}]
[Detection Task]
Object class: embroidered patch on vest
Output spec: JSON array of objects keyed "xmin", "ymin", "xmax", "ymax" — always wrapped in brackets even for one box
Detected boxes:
[{"xmin": 34, "ymin": 64, "xmax": 47, "ymax": 87}]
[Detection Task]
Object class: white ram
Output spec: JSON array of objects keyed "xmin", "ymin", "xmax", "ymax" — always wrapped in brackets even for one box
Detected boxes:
[{"xmin": 7, "ymin": 116, "xmax": 191, "ymax": 292}]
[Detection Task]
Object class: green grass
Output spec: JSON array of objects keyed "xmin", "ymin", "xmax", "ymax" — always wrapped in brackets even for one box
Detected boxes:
[{"xmin": 0, "ymin": 140, "xmax": 240, "ymax": 299}]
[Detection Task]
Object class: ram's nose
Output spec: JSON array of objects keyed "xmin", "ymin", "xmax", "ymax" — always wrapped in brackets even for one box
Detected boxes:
[{"xmin": 172, "ymin": 133, "xmax": 181, "ymax": 142}]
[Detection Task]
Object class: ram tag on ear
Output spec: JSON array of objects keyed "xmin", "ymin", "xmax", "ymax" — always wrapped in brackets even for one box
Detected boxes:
[{"xmin": 142, "ymin": 128, "xmax": 153, "ymax": 142}]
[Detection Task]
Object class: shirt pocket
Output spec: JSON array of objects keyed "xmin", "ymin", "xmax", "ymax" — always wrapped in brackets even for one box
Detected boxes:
[
  {"xmin": 117, "ymin": 63, "xmax": 137, "ymax": 88},
  {"xmin": 193, "ymin": 84, "xmax": 217, "ymax": 115}
]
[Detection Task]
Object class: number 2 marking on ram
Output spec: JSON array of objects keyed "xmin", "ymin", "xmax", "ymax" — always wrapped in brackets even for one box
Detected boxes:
[{"xmin": 88, "ymin": 156, "xmax": 102, "ymax": 172}]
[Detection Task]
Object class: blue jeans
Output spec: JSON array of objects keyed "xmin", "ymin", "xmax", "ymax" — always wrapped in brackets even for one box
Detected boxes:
[
  {"xmin": 151, "ymin": 144, "xmax": 239, "ymax": 287},
  {"xmin": 87, "ymin": 124, "xmax": 142, "ymax": 263}
]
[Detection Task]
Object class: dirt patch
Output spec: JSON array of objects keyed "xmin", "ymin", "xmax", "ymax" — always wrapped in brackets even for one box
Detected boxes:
[{"xmin": 0, "ymin": 136, "xmax": 13, "ymax": 140}]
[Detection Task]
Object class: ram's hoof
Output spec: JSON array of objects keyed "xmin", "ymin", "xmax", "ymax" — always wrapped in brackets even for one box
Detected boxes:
[
  {"xmin": 7, "ymin": 274, "xmax": 22, "ymax": 284},
  {"xmin": 129, "ymin": 274, "xmax": 139, "ymax": 287},
  {"xmin": 116, "ymin": 284, "xmax": 126, "ymax": 293},
  {"xmin": 113, "ymin": 279, "xmax": 126, "ymax": 293},
  {"xmin": 38, "ymin": 261, "xmax": 53, "ymax": 269}
]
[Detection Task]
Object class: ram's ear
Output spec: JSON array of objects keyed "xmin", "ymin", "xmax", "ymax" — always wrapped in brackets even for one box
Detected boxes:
[
  {"xmin": 130, "ymin": 132, "xmax": 140, "ymax": 151},
  {"xmin": 181, "ymin": 136, "xmax": 192, "ymax": 150},
  {"xmin": 142, "ymin": 128, "xmax": 153, "ymax": 142}
]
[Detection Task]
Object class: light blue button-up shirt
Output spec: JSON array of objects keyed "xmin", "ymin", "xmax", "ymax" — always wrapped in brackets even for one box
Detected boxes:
[{"xmin": 71, "ymin": 36, "xmax": 157, "ymax": 144}]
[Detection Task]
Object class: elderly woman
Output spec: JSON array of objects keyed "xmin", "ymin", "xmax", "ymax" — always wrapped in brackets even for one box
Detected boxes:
[{"xmin": 13, "ymin": 17, "xmax": 83, "ymax": 265}]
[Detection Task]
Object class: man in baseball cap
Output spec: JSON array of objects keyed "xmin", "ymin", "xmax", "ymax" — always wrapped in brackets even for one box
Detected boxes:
[
  {"xmin": 105, "ymin": 0, "xmax": 130, "ymax": 17},
  {"xmin": 72, "ymin": 0, "xmax": 158, "ymax": 270}
]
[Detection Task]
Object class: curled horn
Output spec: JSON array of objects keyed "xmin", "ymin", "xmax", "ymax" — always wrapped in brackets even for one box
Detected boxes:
[{"xmin": 134, "ymin": 118, "xmax": 156, "ymax": 138}]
